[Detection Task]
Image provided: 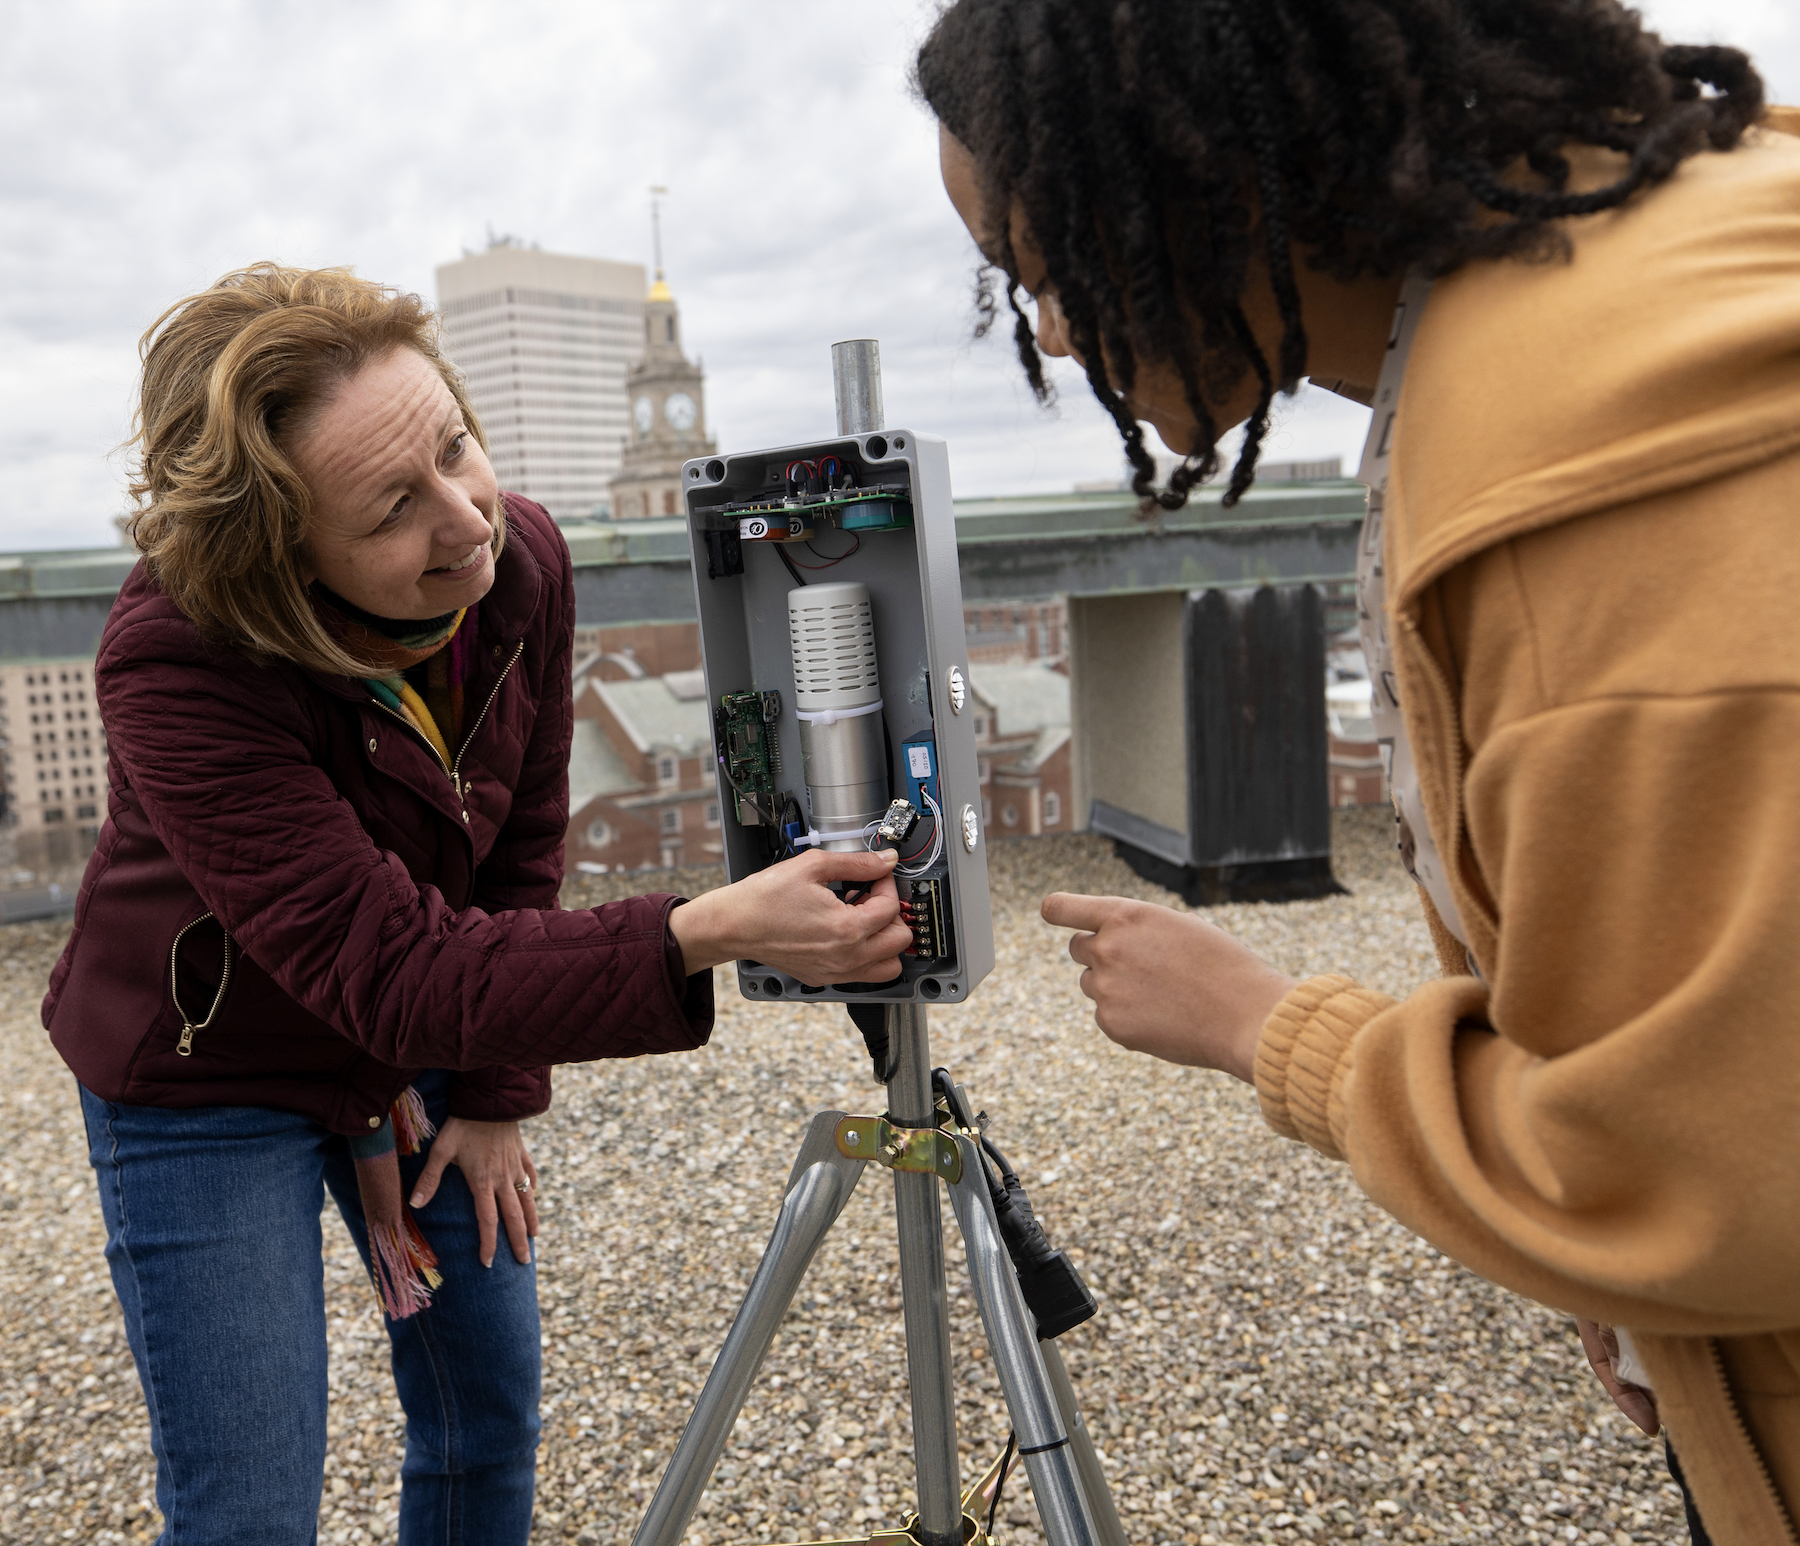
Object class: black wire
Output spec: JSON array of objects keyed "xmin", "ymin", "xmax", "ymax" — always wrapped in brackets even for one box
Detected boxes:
[
  {"xmin": 986, "ymin": 1432, "xmax": 1018, "ymax": 1542},
  {"xmin": 776, "ymin": 544, "xmax": 807, "ymax": 587},
  {"xmin": 797, "ymin": 529, "xmax": 862, "ymax": 568}
]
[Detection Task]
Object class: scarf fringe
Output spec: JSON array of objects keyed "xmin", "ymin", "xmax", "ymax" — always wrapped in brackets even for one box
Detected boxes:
[
  {"xmin": 353, "ymin": 1085, "xmax": 443, "ymax": 1320},
  {"xmin": 367, "ymin": 1212, "xmax": 444, "ymax": 1320},
  {"xmin": 392, "ymin": 1085, "xmax": 437, "ymax": 1155}
]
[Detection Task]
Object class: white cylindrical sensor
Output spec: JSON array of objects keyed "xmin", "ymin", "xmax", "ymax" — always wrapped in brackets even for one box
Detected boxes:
[{"xmin": 788, "ymin": 581, "xmax": 888, "ymax": 851}]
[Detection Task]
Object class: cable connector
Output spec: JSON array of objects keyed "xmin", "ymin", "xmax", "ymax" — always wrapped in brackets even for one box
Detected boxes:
[{"xmin": 980, "ymin": 1136, "xmax": 1098, "ymax": 1340}]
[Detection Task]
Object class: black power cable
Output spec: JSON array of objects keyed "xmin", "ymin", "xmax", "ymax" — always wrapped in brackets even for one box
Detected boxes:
[
  {"xmin": 986, "ymin": 1432, "xmax": 1018, "ymax": 1542},
  {"xmin": 930, "ymin": 1069, "xmax": 1098, "ymax": 1340}
]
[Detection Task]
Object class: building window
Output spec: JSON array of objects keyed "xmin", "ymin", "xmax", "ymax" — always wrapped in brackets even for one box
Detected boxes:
[
  {"xmin": 585, "ymin": 818, "xmax": 613, "ymax": 848},
  {"xmin": 1002, "ymin": 803, "xmax": 1019, "ymax": 827},
  {"xmin": 704, "ymin": 801, "xmax": 720, "ymax": 828},
  {"xmin": 1043, "ymin": 791, "xmax": 1061, "ymax": 826},
  {"xmin": 982, "ymin": 797, "xmax": 992, "ymax": 825},
  {"xmin": 76, "ymin": 804, "xmax": 97, "ymax": 820},
  {"xmin": 43, "ymin": 808, "xmax": 63, "ymax": 823},
  {"xmin": 973, "ymin": 716, "xmax": 987, "ymax": 738},
  {"xmin": 661, "ymin": 807, "xmax": 681, "ymax": 833},
  {"xmin": 657, "ymin": 755, "xmax": 677, "ymax": 785},
  {"xmin": 662, "ymin": 489, "xmax": 677, "ymax": 516}
]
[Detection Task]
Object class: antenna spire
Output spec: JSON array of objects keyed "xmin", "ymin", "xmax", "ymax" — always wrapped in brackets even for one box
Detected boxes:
[{"xmin": 649, "ymin": 185, "xmax": 669, "ymax": 282}]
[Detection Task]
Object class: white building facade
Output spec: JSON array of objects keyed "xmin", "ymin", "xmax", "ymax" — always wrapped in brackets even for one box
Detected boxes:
[
  {"xmin": 0, "ymin": 658, "xmax": 107, "ymax": 836},
  {"xmin": 435, "ymin": 241, "xmax": 646, "ymax": 521}
]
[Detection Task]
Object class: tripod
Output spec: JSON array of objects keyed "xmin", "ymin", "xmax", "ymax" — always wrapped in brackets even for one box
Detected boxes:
[{"xmin": 630, "ymin": 1006, "xmax": 1128, "ymax": 1546}]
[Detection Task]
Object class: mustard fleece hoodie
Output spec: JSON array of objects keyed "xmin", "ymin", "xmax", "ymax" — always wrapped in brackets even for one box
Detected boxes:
[{"xmin": 1253, "ymin": 111, "xmax": 1800, "ymax": 1541}]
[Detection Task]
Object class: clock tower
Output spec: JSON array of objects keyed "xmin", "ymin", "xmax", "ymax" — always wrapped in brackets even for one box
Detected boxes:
[{"xmin": 609, "ymin": 268, "xmax": 716, "ymax": 521}]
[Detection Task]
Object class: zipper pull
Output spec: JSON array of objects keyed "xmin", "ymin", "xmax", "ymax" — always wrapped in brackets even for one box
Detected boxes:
[{"xmin": 177, "ymin": 1022, "xmax": 195, "ymax": 1057}]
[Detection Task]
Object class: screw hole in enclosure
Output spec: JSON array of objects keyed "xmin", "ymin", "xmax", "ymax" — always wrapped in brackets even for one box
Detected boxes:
[
  {"xmin": 764, "ymin": 978, "xmax": 783, "ymax": 997},
  {"xmin": 688, "ymin": 466, "xmax": 700, "ymax": 479},
  {"xmin": 706, "ymin": 459, "xmax": 725, "ymax": 481},
  {"xmin": 920, "ymin": 978, "xmax": 943, "ymax": 999},
  {"xmin": 893, "ymin": 436, "xmax": 905, "ymax": 449},
  {"xmin": 743, "ymin": 980, "xmax": 758, "ymax": 994},
  {"xmin": 864, "ymin": 435, "xmax": 888, "ymax": 460}
]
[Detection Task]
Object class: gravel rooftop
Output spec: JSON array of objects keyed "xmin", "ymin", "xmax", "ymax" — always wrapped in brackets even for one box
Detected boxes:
[{"xmin": 0, "ymin": 808, "xmax": 1690, "ymax": 1545}]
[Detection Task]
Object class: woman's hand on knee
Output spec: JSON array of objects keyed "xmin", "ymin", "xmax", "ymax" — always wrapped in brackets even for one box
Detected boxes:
[
  {"xmin": 1040, "ymin": 892, "xmax": 1296, "ymax": 1084},
  {"xmin": 410, "ymin": 1117, "xmax": 539, "ymax": 1268},
  {"xmin": 667, "ymin": 847, "xmax": 915, "ymax": 985}
]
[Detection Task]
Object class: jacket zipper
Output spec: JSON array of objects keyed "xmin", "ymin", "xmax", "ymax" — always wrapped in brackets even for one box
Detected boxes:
[
  {"xmin": 170, "ymin": 911, "xmax": 234, "ymax": 1057},
  {"xmin": 368, "ymin": 639, "xmax": 525, "ymax": 807},
  {"xmin": 1707, "ymin": 1336, "xmax": 1799, "ymax": 1541}
]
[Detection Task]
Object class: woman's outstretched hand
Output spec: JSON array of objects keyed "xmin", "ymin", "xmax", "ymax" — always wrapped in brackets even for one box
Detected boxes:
[
  {"xmin": 669, "ymin": 847, "xmax": 914, "ymax": 986},
  {"xmin": 1040, "ymin": 892, "xmax": 1297, "ymax": 1084},
  {"xmin": 410, "ymin": 1117, "xmax": 539, "ymax": 1268}
]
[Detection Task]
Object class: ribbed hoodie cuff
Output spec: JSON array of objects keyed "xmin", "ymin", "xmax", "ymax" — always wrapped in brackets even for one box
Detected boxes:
[{"xmin": 1255, "ymin": 974, "xmax": 1396, "ymax": 1159}]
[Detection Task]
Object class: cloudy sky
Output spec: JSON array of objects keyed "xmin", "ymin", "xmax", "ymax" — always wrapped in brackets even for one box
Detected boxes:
[{"xmin": 1, "ymin": 0, "xmax": 1793, "ymax": 552}]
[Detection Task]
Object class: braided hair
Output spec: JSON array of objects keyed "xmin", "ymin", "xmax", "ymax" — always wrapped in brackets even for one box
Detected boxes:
[{"xmin": 916, "ymin": 0, "xmax": 1764, "ymax": 508}]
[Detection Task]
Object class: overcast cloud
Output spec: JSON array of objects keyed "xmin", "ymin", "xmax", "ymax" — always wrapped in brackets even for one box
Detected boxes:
[{"xmin": 0, "ymin": 0, "xmax": 1793, "ymax": 552}]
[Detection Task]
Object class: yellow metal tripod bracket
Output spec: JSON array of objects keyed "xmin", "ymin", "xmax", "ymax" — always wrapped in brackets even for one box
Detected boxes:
[
  {"xmin": 738, "ymin": 1444, "xmax": 1010, "ymax": 1546},
  {"xmin": 833, "ymin": 1115, "xmax": 962, "ymax": 1184}
]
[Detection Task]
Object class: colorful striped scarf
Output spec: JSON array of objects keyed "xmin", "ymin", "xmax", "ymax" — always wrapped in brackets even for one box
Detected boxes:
[{"xmin": 313, "ymin": 586, "xmax": 485, "ymax": 1317}]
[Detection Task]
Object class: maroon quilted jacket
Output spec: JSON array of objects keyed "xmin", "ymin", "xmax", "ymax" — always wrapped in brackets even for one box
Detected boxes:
[{"xmin": 44, "ymin": 494, "xmax": 712, "ymax": 1135}]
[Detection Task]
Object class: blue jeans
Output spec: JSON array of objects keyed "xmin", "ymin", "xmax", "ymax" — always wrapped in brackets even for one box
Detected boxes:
[{"xmin": 80, "ymin": 1069, "xmax": 541, "ymax": 1546}]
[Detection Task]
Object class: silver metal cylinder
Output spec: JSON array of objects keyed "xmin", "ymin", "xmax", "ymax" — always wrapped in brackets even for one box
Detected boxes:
[
  {"xmin": 795, "ymin": 715, "xmax": 888, "ymax": 852},
  {"xmin": 832, "ymin": 339, "xmax": 884, "ymax": 435},
  {"xmin": 887, "ymin": 1005, "xmax": 962, "ymax": 1546}
]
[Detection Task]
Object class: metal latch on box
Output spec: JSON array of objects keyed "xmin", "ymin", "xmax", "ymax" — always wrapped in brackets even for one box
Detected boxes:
[{"xmin": 834, "ymin": 1115, "xmax": 962, "ymax": 1183}]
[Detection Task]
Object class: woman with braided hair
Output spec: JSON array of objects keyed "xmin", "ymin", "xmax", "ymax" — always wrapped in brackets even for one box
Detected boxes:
[{"xmin": 919, "ymin": 3, "xmax": 1800, "ymax": 1538}]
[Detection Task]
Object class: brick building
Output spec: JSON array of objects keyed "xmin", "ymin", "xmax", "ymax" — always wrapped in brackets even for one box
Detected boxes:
[
  {"xmin": 564, "ymin": 666, "xmax": 722, "ymax": 873},
  {"xmin": 963, "ymin": 598, "xmax": 1066, "ymax": 668},
  {"xmin": 968, "ymin": 664, "xmax": 1075, "ymax": 839},
  {"xmin": 572, "ymin": 619, "xmax": 701, "ymax": 681},
  {"xmin": 1326, "ymin": 678, "xmax": 1384, "ymax": 807}
]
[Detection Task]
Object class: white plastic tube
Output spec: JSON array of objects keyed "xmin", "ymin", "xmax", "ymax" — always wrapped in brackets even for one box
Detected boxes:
[{"xmin": 788, "ymin": 582, "xmax": 888, "ymax": 852}]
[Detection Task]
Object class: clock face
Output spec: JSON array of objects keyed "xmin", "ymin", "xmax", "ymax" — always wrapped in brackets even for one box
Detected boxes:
[
  {"xmin": 633, "ymin": 395, "xmax": 654, "ymax": 435},
  {"xmin": 664, "ymin": 391, "xmax": 698, "ymax": 432}
]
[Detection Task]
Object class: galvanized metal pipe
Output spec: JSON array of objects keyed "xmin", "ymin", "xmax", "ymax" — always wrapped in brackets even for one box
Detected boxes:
[
  {"xmin": 886, "ymin": 1004, "xmax": 963, "ymax": 1546},
  {"xmin": 946, "ymin": 1131, "xmax": 1100, "ymax": 1546},
  {"xmin": 832, "ymin": 339, "xmax": 885, "ymax": 436},
  {"xmin": 631, "ymin": 1114, "xmax": 866, "ymax": 1546},
  {"xmin": 1039, "ymin": 1337, "xmax": 1128, "ymax": 1546}
]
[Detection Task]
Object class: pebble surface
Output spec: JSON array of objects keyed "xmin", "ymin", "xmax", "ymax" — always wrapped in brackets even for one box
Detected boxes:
[{"xmin": 0, "ymin": 809, "xmax": 1691, "ymax": 1544}]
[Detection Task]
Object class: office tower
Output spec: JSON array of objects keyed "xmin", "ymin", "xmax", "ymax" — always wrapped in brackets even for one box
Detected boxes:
[{"xmin": 435, "ymin": 239, "xmax": 646, "ymax": 521}]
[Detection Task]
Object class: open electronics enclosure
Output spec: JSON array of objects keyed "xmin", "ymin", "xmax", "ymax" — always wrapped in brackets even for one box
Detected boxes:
[{"xmin": 681, "ymin": 430, "xmax": 995, "ymax": 1006}]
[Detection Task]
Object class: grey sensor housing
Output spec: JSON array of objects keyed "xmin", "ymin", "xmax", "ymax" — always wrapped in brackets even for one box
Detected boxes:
[{"xmin": 680, "ymin": 419, "xmax": 995, "ymax": 1007}]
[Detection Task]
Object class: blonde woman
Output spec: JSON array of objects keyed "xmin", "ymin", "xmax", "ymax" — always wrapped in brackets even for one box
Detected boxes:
[{"xmin": 51, "ymin": 264, "xmax": 909, "ymax": 1545}]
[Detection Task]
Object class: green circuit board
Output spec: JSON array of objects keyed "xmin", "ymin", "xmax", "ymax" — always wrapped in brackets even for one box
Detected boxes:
[{"xmin": 716, "ymin": 690, "xmax": 782, "ymax": 825}]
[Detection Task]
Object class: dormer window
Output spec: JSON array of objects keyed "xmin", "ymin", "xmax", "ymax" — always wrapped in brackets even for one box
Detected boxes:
[{"xmin": 657, "ymin": 755, "xmax": 677, "ymax": 785}]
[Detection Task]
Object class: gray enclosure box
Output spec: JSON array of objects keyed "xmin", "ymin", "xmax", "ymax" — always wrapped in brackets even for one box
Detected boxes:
[{"xmin": 680, "ymin": 430, "xmax": 995, "ymax": 1006}]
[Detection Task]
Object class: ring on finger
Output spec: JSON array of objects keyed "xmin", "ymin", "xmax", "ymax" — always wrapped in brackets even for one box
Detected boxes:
[{"xmin": 514, "ymin": 1180, "xmax": 532, "ymax": 1193}]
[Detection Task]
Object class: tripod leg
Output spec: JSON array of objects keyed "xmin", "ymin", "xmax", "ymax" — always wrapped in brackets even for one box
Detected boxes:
[
  {"xmin": 944, "ymin": 1131, "xmax": 1100, "ymax": 1546},
  {"xmin": 631, "ymin": 1112, "xmax": 866, "ymax": 1546},
  {"xmin": 1038, "ymin": 1338, "xmax": 1128, "ymax": 1546},
  {"xmin": 885, "ymin": 1005, "xmax": 963, "ymax": 1546}
]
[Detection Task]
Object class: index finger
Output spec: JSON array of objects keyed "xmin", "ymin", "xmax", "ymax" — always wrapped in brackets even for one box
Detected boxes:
[
  {"xmin": 1041, "ymin": 891, "xmax": 1127, "ymax": 932},
  {"xmin": 806, "ymin": 847, "xmax": 899, "ymax": 883}
]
